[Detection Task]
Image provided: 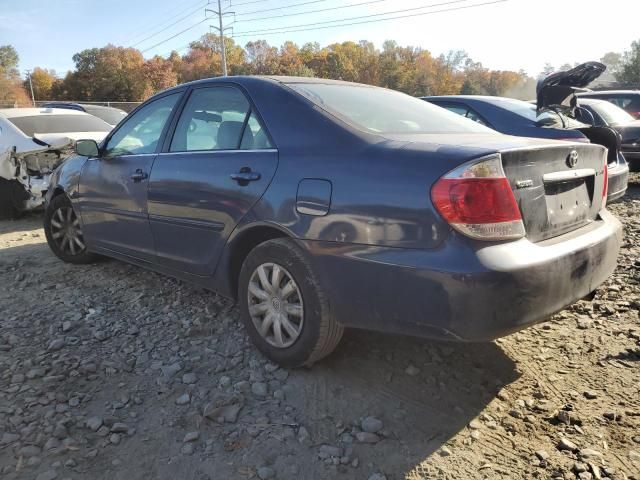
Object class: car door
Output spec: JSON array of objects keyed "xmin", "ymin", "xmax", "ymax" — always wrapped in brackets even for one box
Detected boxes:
[
  {"xmin": 148, "ymin": 85, "xmax": 278, "ymax": 276},
  {"xmin": 78, "ymin": 92, "xmax": 182, "ymax": 261}
]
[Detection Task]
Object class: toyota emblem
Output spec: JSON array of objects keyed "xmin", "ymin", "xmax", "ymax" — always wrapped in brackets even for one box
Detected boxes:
[{"xmin": 567, "ymin": 150, "xmax": 579, "ymax": 168}]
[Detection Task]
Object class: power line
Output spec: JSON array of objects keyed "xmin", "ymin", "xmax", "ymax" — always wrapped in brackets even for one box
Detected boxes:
[
  {"xmin": 132, "ymin": 2, "xmax": 210, "ymax": 48},
  {"xmin": 233, "ymin": 0, "xmax": 502, "ymax": 36},
  {"xmin": 235, "ymin": 0, "xmax": 327, "ymax": 17},
  {"xmin": 122, "ymin": 0, "xmax": 208, "ymax": 45},
  {"xmin": 226, "ymin": 0, "xmax": 271, "ymax": 7},
  {"xmin": 141, "ymin": 18, "xmax": 209, "ymax": 53},
  {"xmin": 234, "ymin": 0, "xmax": 475, "ymax": 35},
  {"xmin": 238, "ymin": 0, "xmax": 392, "ymax": 23}
]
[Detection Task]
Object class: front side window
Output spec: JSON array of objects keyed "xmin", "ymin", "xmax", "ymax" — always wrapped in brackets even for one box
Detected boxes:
[
  {"xmin": 105, "ymin": 93, "xmax": 180, "ymax": 157},
  {"xmin": 170, "ymin": 86, "xmax": 259, "ymax": 152},
  {"xmin": 287, "ymin": 82, "xmax": 494, "ymax": 134}
]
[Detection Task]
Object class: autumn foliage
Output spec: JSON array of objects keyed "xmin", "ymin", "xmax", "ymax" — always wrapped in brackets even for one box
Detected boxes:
[{"xmin": 21, "ymin": 36, "xmax": 534, "ymax": 103}]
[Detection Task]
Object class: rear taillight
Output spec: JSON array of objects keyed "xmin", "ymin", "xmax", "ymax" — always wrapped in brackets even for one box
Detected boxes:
[
  {"xmin": 431, "ymin": 154, "xmax": 525, "ymax": 241},
  {"xmin": 602, "ymin": 161, "xmax": 608, "ymax": 206}
]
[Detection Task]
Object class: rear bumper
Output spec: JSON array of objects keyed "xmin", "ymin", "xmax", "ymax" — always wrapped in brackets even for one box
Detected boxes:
[
  {"xmin": 607, "ymin": 159, "xmax": 629, "ymax": 203},
  {"xmin": 304, "ymin": 210, "xmax": 622, "ymax": 341},
  {"xmin": 622, "ymin": 149, "xmax": 640, "ymax": 171}
]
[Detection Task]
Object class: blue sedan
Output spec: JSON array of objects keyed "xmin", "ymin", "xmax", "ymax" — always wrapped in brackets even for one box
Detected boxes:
[{"xmin": 44, "ymin": 76, "xmax": 621, "ymax": 367}]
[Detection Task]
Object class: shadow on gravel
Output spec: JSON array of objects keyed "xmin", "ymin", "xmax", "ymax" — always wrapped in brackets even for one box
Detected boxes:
[
  {"xmin": 0, "ymin": 213, "xmax": 44, "ymax": 235},
  {"xmin": 286, "ymin": 329, "xmax": 520, "ymax": 477}
]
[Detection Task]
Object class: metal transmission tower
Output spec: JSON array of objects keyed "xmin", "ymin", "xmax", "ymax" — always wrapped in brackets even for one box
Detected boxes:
[
  {"xmin": 206, "ymin": 0, "xmax": 235, "ymax": 76},
  {"xmin": 25, "ymin": 70, "xmax": 35, "ymax": 106}
]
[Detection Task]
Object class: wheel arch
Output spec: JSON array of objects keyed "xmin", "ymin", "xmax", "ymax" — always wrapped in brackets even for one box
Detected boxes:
[{"xmin": 223, "ymin": 223, "xmax": 292, "ymax": 300}]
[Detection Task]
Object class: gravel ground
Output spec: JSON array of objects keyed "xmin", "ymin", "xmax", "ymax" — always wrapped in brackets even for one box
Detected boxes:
[{"xmin": 0, "ymin": 174, "xmax": 638, "ymax": 480}]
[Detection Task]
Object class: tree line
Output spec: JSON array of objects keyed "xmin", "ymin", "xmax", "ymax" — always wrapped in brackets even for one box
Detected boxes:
[{"xmin": 1, "ymin": 36, "xmax": 639, "ymax": 106}]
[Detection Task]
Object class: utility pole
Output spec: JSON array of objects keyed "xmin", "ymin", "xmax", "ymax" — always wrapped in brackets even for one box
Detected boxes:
[
  {"xmin": 25, "ymin": 70, "xmax": 35, "ymax": 106},
  {"xmin": 206, "ymin": 1, "xmax": 234, "ymax": 77}
]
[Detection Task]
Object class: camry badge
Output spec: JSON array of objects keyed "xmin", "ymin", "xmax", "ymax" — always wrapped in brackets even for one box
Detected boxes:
[
  {"xmin": 516, "ymin": 179, "xmax": 534, "ymax": 189},
  {"xmin": 567, "ymin": 150, "xmax": 579, "ymax": 168}
]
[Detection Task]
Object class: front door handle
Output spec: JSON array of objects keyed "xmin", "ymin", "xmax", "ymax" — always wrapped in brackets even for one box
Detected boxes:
[
  {"xmin": 230, "ymin": 168, "xmax": 261, "ymax": 183},
  {"xmin": 131, "ymin": 169, "xmax": 148, "ymax": 182}
]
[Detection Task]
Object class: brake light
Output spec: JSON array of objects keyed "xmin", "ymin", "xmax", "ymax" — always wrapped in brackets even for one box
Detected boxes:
[
  {"xmin": 602, "ymin": 161, "xmax": 608, "ymax": 206},
  {"xmin": 431, "ymin": 154, "xmax": 525, "ymax": 241}
]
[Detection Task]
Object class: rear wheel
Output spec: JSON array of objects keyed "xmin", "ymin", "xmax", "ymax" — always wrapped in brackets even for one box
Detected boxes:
[
  {"xmin": 44, "ymin": 195, "xmax": 97, "ymax": 264},
  {"xmin": 238, "ymin": 238, "xmax": 344, "ymax": 367}
]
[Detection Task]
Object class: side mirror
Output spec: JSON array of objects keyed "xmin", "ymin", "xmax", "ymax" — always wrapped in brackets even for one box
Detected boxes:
[{"xmin": 75, "ymin": 139, "xmax": 99, "ymax": 157}]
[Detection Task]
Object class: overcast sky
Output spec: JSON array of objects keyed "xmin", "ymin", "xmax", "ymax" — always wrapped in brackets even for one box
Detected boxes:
[{"xmin": 1, "ymin": 0, "xmax": 638, "ymax": 77}]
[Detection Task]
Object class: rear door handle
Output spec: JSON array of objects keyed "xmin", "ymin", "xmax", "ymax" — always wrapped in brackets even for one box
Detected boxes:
[
  {"xmin": 131, "ymin": 169, "xmax": 148, "ymax": 182},
  {"xmin": 230, "ymin": 170, "xmax": 261, "ymax": 183}
]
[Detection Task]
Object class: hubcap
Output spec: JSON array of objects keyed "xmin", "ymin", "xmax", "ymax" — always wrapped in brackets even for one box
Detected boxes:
[
  {"xmin": 50, "ymin": 207, "xmax": 86, "ymax": 256},
  {"xmin": 247, "ymin": 262, "xmax": 304, "ymax": 349}
]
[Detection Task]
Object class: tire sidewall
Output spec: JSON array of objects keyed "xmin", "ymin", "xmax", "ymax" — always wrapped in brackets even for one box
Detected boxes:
[
  {"xmin": 239, "ymin": 239, "xmax": 324, "ymax": 367},
  {"xmin": 44, "ymin": 195, "xmax": 94, "ymax": 264}
]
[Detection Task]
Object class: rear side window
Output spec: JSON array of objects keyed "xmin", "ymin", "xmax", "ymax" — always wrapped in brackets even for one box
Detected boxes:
[
  {"xmin": 170, "ymin": 86, "xmax": 272, "ymax": 152},
  {"xmin": 8, "ymin": 114, "xmax": 111, "ymax": 137},
  {"xmin": 241, "ymin": 112, "xmax": 272, "ymax": 149}
]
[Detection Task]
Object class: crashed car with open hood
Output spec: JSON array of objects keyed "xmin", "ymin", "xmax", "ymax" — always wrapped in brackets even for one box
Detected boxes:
[
  {"xmin": 537, "ymin": 61, "xmax": 629, "ymax": 201},
  {"xmin": 0, "ymin": 108, "xmax": 112, "ymax": 219}
]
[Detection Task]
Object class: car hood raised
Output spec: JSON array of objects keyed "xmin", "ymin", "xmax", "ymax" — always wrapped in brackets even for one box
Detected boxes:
[{"xmin": 537, "ymin": 62, "xmax": 606, "ymax": 114}]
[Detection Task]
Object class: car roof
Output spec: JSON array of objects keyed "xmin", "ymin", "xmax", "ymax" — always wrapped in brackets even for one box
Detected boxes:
[
  {"xmin": 0, "ymin": 107, "xmax": 94, "ymax": 119},
  {"xmin": 155, "ymin": 75, "xmax": 380, "ymax": 97},
  {"xmin": 576, "ymin": 98, "xmax": 610, "ymax": 106},
  {"xmin": 578, "ymin": 90, "xmax": 640, "ymax": 95},
  {"xmin": 423, "ymin": 95, "xmax": 532, "ymax": 106}
]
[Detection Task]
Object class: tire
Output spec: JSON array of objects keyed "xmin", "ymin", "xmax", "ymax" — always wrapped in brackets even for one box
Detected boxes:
[
  {"xmin": 238, "ymin": 238, "xmax": 344, "ymax": 367},
  {"xmin": 0, "ymin": 178, "xmax": 26, "ymax": 220},
  {"xmin": 44, "ymin": 195, "xmax": 98, "ymax": 264}
]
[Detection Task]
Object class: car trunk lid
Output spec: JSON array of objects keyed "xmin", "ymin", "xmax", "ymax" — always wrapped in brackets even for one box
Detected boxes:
[
  {"xmin": 537, "ymin": 62, "xmax": 606, "ymax": 114},
  {"xmin": 501, "ymin": 143, "xmax": 607, "ymax": 242}
]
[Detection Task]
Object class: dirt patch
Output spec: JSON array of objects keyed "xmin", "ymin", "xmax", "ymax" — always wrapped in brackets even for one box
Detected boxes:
[{"xmin": 0, "ymin": 175, "xmax": 638, "ymax": 480}]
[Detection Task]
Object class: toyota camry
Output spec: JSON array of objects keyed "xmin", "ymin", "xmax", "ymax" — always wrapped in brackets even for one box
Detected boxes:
[{"xmin": 43, "ymin": 76, "xmax": 622, "ymax": 367}]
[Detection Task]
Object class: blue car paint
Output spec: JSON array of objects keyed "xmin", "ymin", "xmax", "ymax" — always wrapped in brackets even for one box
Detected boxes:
[
  {"xmin": 422, "ymin": 96, "xmax": 587, "ymax": 141},
  {"xmin": 46, "ymin": 77, "xmax": 622, "ymax": 341}
]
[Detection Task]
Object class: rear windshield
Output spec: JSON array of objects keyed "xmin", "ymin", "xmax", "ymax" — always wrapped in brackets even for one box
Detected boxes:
[
  {"xmin": 84, "ymin": 106, "xmax": 128, "ymax": 125},
  {"xmin": 587, "ymin": 101, "xmax": 635, "ymax": 125},
  {"xmin": 8, "ymin": 115, "xmax": 112, "ymax": 137},
  {"xmin": 287, "ymin": 83, "xmax": 493, "ymax": 134}
]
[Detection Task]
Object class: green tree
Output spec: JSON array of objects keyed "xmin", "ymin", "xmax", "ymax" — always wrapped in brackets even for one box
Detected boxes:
[
  {"xmin": 600, "ymin": 52, "xmax": 622, "ymax": 77},
  {"xmin": 0, "ymin": 45, "xmax": 30, "ymax": 106},
  {"xmin": 617, "ymin": 40, "xmax": 640, "ymax": 84},
  {"xmin": 0, "ymin": 45, "xmax": 19, "ymax": 75}
]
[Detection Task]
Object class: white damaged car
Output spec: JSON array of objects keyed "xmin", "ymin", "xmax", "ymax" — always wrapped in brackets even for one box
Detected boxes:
[{"xmin": 0, "ymin": 108, "xmax": 112, "ymax": 219}]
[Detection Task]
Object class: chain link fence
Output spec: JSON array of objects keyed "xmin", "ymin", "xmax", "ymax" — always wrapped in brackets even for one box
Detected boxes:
[{"xmin": 0, "ymin": 101, "xmax": 142, "ymax": 112}]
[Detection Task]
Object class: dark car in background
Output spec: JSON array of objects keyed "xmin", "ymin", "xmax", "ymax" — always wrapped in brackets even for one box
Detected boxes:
[
  {"xmin": 577, "ymin": 98, "xmax": 640, "ymax": 170},
  {"xmin": 577, "ymin": 90, "xmax": 640, "ymax": 119},
  {"xmin": 424, "ymin": 95, "xmax": 629, "ymax": 202},
  {"xmin": 43, "ymin": 76, "xmax": 620, "ymax": 367},
  {"xmin": 40, "ymin": 102, "xmax": 127, "ymax": 127}
]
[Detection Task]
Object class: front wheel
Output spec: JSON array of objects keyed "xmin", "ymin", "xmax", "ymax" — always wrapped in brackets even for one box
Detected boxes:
[
  {"xmin": 44, "ymin": 195, "xmax": 97, "ymax": 264},
  {"xmin": 238, "ymin": 238, "xmax": 344, "ymax": 367}
]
